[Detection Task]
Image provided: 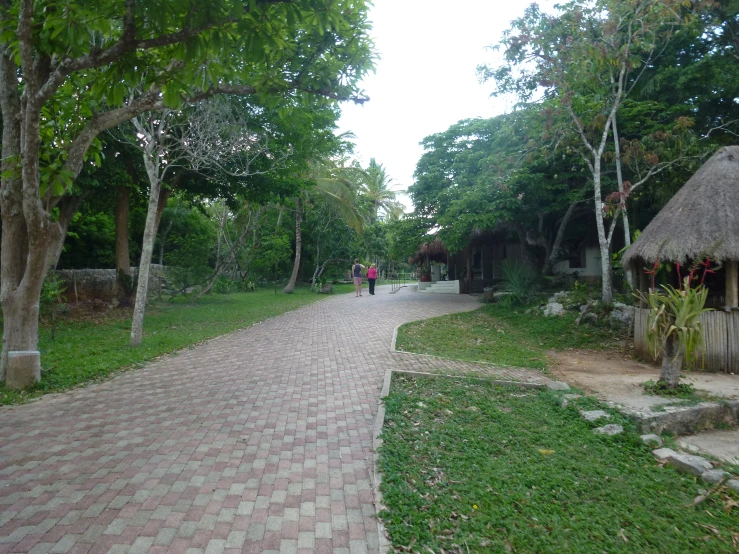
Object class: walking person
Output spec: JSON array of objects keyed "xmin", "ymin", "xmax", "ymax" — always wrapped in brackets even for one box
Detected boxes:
[
  {"xmin": 367, "ymin": 263, "xmax": 378, "ymax": 295},
  {"xmin": 352, "ymin": 259, "xmax": 366, "ymax": 297}
]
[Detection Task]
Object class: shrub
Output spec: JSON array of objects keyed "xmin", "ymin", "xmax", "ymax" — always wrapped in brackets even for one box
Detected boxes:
[{"xmin": 497, "ymin": 260, "xmax": 537, "ymax": 307}]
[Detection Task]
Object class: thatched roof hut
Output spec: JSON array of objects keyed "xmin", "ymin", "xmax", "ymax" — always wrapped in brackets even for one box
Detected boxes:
[
  {"xmin": 623, "ymin": 145, "xmax": 739, "ymax": 307},
  {"xmin": 409, "ymin": 238, "xmax": 448, "ymax": 266}
]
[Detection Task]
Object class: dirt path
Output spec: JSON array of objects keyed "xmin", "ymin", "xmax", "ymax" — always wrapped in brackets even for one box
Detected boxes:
[{"xmin": 549, "ymin": 348, "xmax": 739, "ymax": 409}]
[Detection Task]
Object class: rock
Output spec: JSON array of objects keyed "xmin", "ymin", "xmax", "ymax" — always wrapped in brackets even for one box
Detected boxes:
[
  {"xmin": 727, "ymin": 480, "xmax": 739, "ymax": 492},
  {"xmin": 552, "ymin": 291, "xmax": 569, "ymax": 301},
  {"xmin": 593, "ymin": 424, "xmax": 624, "ymax": 436},
  {"xmin": 652, "ymin": 448, "xmax": 678, "ymax": 461},
  {"xmin": 543, "ymin": 302, "xmax": 566, "ymax": 317},
  {"xmin": 666, "ymin": 454, "xmax": 713, "ymax": 476},
  {"xmin": 559, "ymin": 394, "xmax": 582, "ymax": 408},
  {"xmin": 580, "ymin": 410, "xmax": 610, "ymax": 422},
  {"xmin": 640, "ymin": 434, "xmax": 663, "ymax": 447},
  {"xmin": 547, "ymin": 381, "xmax": 570, "ymax": 391},
  {"xmin": 609, "ymin": 302, "xmax": 635, "ymax": 328},
  {"xmin": 575, "ymin": 312, "xmax": 598, "ymax": 325},
  {"xmin": 678, "ymin": 441, "xmax": 700, "ymax": 454},
  {"xmin": 701, "ymin": 469, "xmax": 731, "ymax": 484}
]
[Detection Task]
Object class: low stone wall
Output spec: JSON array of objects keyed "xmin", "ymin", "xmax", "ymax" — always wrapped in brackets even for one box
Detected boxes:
[{"xmin": 54, "ymin": 265, "xmax": 165, "ymax": 303}]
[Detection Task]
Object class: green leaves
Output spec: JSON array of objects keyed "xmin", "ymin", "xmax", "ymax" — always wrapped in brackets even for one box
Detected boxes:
[{"xmin": 643, "ymin": 279, "xmax": 712, "ymax": 363}]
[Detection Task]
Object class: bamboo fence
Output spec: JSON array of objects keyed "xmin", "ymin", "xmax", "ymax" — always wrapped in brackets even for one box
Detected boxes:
[{"xmin": 634, "ymin": 308, "xmax": 739, "ymax": 373}]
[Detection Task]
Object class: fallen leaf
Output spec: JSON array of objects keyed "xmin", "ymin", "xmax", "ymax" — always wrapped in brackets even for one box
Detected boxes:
[
  {"xmin": 538, "ymin": 449, "xmax": 555, "ymax": 455},
  {"xmin": 618, "ymin": 528, "xmax": 628, "ymax": 543}
]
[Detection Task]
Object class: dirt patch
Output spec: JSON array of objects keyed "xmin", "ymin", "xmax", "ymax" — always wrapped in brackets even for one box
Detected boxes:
[{"xmin": 548, "ymin": 349, "xmax": 739, "ymax": 410}]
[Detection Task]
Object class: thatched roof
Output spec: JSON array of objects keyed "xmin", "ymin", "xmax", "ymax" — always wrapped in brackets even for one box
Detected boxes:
[
  {"xmin": 409, "ymin": 238, "xmax": 448, "ymax": 265},
  {"xmin": 623, "ymin": 146, "xmax": 739, "ymax": 270}
]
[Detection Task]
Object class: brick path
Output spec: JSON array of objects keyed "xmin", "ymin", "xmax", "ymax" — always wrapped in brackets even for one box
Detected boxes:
[{"xmin": 0, "ymin": 286, "xmax": 546, "ymax": 554}]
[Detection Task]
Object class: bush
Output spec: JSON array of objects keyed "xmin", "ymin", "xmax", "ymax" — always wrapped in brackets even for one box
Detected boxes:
[
  {"xmin": 497, "ymin": 260, "xmax": 537, "ymax": 307},
  {"xmin": 211, "ymin": 276, "xmax": 233, "ymax": 295}
]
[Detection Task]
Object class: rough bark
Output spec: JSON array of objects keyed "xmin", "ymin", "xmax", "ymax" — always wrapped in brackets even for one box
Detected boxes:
[
  {"xmin": 0, "ymin": 39, "xmax": 47, "ymax": 385},
  {"xmin": 659, "ymin": 334, "xmax": 683, "ymax": 389},
  {"xmin": 283, "ymin": 199, "xmax": 302, "ymax": 294}
]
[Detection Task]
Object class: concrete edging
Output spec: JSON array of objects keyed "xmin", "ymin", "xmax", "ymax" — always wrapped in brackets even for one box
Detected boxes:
[{"xmin": 619, "ymin": 398, "xmax": 739, "ymax": 435}]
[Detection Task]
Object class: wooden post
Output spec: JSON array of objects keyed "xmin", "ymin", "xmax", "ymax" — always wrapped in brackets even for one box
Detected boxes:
[
  {"xmin": 638, "ymin": 269, "xmax": 647, "ymax": 308},
  {"xmin": 466, "ymin": 247, "xmax": 472, "ymax": 294},
  {"xmin": 726, "ymin": 260, "xmax": 738, "ymax": 309}
]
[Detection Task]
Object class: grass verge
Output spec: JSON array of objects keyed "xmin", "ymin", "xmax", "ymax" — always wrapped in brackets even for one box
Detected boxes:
[
  {"xmin": 395, "ymin": 303, "xmax": 620, "ymax": 370},
  {"xmin": 0, "ymin": 284, "xmax": 355, "ymax": 405},
  {"xmin": 379, "ymin": 374, "xmax": 739, "ymax": 553}
]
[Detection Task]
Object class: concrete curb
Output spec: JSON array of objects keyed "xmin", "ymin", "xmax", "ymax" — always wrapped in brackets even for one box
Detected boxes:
[
  {"xmin": 371, "ymin": 369, "xmax": 393, "ymax": 554},
  {"xmin": 390, "ymin": 369, "xmax": 547, "ymax": 389}
]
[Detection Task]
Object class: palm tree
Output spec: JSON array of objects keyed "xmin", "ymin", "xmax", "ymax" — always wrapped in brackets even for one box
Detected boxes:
[
  {"xmin": 282, "ymin": 162, "xmax": 364, "ymax": 293},
  {"xmin": 359, "ymin": 158, "xmax": 404, "ymax": 223}
]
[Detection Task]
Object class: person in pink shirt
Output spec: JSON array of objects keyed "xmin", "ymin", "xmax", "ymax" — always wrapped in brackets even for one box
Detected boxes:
[{"xmin": 367, "ymin": 263, "xmax": 378, "ymax": 295}]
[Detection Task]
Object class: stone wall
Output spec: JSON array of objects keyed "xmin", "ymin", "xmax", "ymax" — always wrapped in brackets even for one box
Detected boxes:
[{"xmin": 54, "ymin": 265, "xmax": 165, "ymax": 303}]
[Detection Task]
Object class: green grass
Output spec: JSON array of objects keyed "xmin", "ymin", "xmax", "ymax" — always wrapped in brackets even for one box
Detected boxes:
[
  {"xmin": 379, "ymin": 374, "xmax": 739, "ymax": 553},
  {"xmin": 395, "ymin": 303, "xmax": 620, "ymax": 370},
  {"xmin": 0, "ymin": 284, "xmax": 356, "ymax": 405}
]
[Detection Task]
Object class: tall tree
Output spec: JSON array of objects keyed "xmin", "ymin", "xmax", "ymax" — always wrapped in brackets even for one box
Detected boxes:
[
  {"xmin": 0, "ymin": 0, "xmax": 373, "ymax": 385},
  {"xmin": 484, "ymin": 0, "xmax": 687, "ymax": 301},
  {"xmin": 357, "ymin": 158, "xmax": 403, "ymax": 223}
]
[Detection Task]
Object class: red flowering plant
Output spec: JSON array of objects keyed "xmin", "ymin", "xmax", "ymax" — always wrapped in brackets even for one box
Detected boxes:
[{"xmin": 636, "ymin": 258, "xmax": 714, "ymax": 390}]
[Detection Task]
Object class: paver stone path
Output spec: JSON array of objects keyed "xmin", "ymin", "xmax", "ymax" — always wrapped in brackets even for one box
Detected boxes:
[{"xmin": 0, "ymin": 286, "xmax": 545, "ymax": 554}]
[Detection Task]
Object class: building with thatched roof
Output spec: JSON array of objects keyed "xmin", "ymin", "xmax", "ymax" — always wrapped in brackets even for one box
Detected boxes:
[
  {"xmin": 623, "ymin": 146, "xmax": 739, "ymax": 309},
  {"xmin": 624, "ymin": 146, "xmax": 739, "ymax": 373}
]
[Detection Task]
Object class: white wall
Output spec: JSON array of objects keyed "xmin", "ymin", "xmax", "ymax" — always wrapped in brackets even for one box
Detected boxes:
[{"xmin": 553, "ymin": 246, "xmax": 603, "ymax": 277}]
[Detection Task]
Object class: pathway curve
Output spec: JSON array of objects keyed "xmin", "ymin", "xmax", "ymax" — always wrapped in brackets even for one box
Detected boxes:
[{"xmin": 0, "ymin": 286, "xmax": 545, "ymax": 554}]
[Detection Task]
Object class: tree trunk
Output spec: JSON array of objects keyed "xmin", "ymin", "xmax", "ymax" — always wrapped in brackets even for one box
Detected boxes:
[
  {"xmin": 543, "ymin": 200, "xmax": 580, "ymax": 275},
  {"xmin": 593, "ymin": 157, "xmax": 614, "ymax": 303},
  {"xmin": 115, "ymin": 186, "xmax": 131, "ymax": 276},
  {"xmin": 659, "ymin": 334, "xmax": 683, "ymax": 389},
  {"xmin": 159, "ymin": 219, "xmax": 174, "ymax": 266},
  {"xmin": 283, "ymin": 199, "xmax": 302, "ymax": 294},
  {"xmin": 466, "ymin": 247, "xmax": 472, "ymax": 294},
  {"xmin": 612, "ymin": 116, "xmax": 634, "ymax": 290},
  {"xmin": 154, "ymin": 186, "xmax": 171, "ymax": 235},
  {"xmin": 513, "ymin": 223, "xmax": 536, "ymax": 271},
  {"xmin": 130, "ymin": 164, "xmax": 162, "ymax": 347}
]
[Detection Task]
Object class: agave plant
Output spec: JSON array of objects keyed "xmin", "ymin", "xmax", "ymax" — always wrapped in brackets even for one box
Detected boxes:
[
  {"xmin": 643, "ymin": 277, "xmax": 711, "ymax": 389},
  {"xmin": 497, "ymin": 260, "xmax": 537, "ymax": 307}
]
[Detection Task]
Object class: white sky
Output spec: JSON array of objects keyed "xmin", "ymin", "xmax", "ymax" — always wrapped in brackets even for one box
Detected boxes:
[{"xmin": 338, "ymin": 0, "xmax": 556, "ymax": 210}]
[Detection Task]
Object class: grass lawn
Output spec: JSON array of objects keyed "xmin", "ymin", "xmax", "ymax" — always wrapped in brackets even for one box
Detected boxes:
[
  {"xmin": 379, "ymin": 374, "xmax": 739, "ymax": 553},
  {"xmin": 395, "ymin": 303, "xmax": 620, "ymax": 370},
  {"xmin": 0, "ymin": 284, "xmax": 356, "ymax": 405}
]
